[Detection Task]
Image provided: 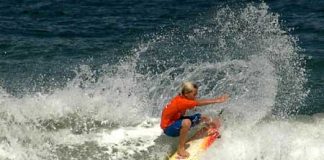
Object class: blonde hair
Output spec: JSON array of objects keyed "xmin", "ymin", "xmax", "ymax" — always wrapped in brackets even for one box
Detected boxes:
[{"xmin": 181, "ymin": 82, "xmax": 198, "ymax": 95}]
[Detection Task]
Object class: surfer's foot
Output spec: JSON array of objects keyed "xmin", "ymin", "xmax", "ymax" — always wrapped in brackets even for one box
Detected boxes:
[
  {"xmin": 177, "ymin": 148, "xmax": 190, "ymax": 158},
  {"xmin": 207, "ymin": 128, "xmax": 220, "ymax": 137}
]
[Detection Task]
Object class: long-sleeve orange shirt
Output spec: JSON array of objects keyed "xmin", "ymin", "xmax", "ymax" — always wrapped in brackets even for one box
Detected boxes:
[{"xmin": 160, "ymin": 95, "xmax": 198, "ymax": 129}]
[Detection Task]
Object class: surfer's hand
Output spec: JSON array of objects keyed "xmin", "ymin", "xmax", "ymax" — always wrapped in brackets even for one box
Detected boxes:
[{"xmin": 215, "ymin": 94, "xmax": 229, "ymax": 103}]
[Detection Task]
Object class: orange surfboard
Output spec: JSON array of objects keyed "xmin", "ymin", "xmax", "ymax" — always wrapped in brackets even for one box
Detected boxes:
[{"xmin": 168, "ymin": 119, "xmax": 221, "ymax": 160}]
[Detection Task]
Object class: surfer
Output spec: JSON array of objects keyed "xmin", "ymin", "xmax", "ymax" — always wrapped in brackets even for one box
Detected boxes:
[{"xmin": 160, "ymin": 82, "xmax": 229, "ymax": 158}]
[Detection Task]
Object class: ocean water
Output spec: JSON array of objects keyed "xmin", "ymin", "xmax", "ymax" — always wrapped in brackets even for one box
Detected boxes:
[{"xmin": 0, "ymin": 0, "xmax": 323, "ymax": 160}]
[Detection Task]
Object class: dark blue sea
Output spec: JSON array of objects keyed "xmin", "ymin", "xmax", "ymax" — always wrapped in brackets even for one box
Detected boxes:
[{"xmin": 0, "ymin": 0, "xmax": 323, "ymax": 159}]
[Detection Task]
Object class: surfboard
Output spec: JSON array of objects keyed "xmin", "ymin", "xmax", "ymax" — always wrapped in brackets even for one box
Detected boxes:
[{"xmin": 168, "ymin": 119, "xmax": 221, "ymax": 160}]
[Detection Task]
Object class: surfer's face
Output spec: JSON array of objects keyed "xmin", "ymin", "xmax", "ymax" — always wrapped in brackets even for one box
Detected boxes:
[{"xmin": 185, "ymin": 89, "xmax": 197, "ymax": 100}]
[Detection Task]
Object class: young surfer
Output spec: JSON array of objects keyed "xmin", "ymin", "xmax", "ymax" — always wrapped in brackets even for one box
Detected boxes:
[{"xmin": 160, "ymin": 82, "xmax": 229, "ymax": 158}]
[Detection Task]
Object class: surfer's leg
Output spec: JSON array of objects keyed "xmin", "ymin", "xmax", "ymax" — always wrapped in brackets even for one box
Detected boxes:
[
  {"xmin": 187, "ymin": 126, "xmax": 208, "ymax": 141},
  {"xmin": 178, "ymin": 119, "xmax": 191, "ymax": 157},
  {"xmin": 200, "ymin": 115, "xmax": 220, "ymax": 128},
  {"xmin": 200, "ymin": 115, "xmax": 221, "ymax": 136}
]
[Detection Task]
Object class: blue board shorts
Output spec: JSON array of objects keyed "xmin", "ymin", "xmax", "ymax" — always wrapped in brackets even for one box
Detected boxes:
[{"xmin": 163, "ymin": 113, "xmax": 201, "ymax": 137}]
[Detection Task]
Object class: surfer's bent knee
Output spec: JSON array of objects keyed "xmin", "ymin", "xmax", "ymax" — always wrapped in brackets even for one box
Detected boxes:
[{"xmin": 182, "ymin": 119, "xmax": 191, "ymax": 128}]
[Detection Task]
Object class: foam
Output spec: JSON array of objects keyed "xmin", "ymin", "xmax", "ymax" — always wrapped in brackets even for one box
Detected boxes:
[
  {"xmin": 0, "ymin": 144, "xmax": 16, "ymax": 160},
  {"xmin": 203, "ymin": 115, "xmax": 324, "ymax": 160},
  {"xmin": 96, "ymin": 118, "xmax": 162, "ymax": 159}
]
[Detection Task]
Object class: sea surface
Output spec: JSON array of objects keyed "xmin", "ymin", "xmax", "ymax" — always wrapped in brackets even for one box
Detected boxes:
[{"xmin": 0, "ymin": 0, "xmax": 323, "ymax": 160}]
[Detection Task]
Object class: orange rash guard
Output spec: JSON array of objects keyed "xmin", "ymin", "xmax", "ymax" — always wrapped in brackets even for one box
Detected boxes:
[{"xmin": 160, "ymin": 95, "xmax": 198, "ymax": 129}]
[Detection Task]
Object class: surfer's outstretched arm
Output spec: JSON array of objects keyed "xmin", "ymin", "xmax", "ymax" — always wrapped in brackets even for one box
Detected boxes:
[{"xmin": 196, "ymin": 94, "xmax": 229, "ymax": 106}]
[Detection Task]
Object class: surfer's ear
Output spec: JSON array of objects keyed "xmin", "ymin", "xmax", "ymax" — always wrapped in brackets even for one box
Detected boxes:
[{"xmin": 193, "ymin": 83, "xmax": 198, "ymax": 89}]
